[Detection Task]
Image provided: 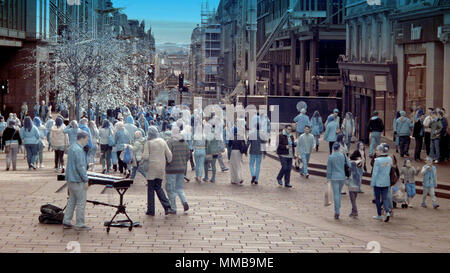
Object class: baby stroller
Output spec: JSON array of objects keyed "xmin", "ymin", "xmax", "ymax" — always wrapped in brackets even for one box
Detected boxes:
[{"xmin": 392, "ymin": 181, "xmax": 408, "ymax": 209}]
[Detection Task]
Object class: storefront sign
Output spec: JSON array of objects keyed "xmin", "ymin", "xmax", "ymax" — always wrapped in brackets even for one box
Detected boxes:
[
  {"xmin": 374, "ymin": 75, "xmax": 387, "ymax": 91},
  {"xmin": 349, "ymin": 74, "xmax": 365, "ymax": 83}
]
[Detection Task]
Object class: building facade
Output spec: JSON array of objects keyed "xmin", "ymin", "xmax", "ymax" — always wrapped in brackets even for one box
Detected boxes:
[
  {"xmin": 338, "ymin": 0, "xmax": 450, "ymax": 143},
  {"xmin": 189, "ymin": 7, "xmax": 222, "ymax": 104},
  {"xmin": 257, "ymin": 0, "xmax": 346, "ymax": 97}
]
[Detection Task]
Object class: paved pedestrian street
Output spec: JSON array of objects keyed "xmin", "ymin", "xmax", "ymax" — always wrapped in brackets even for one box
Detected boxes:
[{"xmin": 0, "ymin": 150, "xmax": 449, "ymax": 253}]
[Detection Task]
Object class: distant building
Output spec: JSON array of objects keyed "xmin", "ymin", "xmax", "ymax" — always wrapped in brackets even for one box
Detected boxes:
[{"xmin": 189, "ymin": 3, "xmax": 222, "ymax": 105}]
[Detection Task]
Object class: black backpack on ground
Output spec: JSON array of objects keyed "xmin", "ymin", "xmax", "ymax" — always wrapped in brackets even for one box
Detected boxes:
[{"xmin": 38, "ymin": 204, "xmax": 65, "ymax": 225}]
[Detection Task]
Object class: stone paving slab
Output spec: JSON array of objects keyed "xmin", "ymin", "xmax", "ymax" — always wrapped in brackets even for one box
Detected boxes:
[{"xmin": 0, "ymin": 150, "xmax": 449, "ymax": 253}]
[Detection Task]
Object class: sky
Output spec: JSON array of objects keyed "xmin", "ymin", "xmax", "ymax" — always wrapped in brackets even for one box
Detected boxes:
[{"xmin": 113, "ymin": 0, "xmax": 220, "ymax": 45}]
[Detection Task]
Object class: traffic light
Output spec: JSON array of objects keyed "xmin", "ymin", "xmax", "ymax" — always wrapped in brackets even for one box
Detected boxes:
[
  {"xmin": 0, "ymin": 80, "xmax": 8, "ymax": 95},
  {"xmin": 178, "ymin": 73, "xmax": 184, "ymax": 92},
  {"xmin": 148, "ymin": 65, "xmax": 155, "ymax": 81}
]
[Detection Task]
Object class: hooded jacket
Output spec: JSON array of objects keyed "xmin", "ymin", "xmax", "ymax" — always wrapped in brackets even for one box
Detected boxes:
[
  {"xmin": 395, "ymin": 112, "xmax": 413, "ymax": 137},
  {"xmin": 50, "ymin": 124, "xmax": 69, "ymax": 148},
  {"xmin": 124, "ymin": 116, "xmax": 138, "ymax": 143},
  {"xmin": 323, "ymin": 117, "xmax": 338, "ymax": 142}
]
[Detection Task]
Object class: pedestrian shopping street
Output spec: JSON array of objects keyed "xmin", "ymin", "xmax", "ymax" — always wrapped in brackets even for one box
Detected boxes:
[{"xmin": 0, "ymin": 140, "xmax": 448, "ymax": 253}]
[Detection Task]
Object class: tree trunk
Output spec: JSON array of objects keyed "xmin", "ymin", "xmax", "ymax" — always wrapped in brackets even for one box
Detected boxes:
[{"xmin": 87, "ymin": 97, "xmax": 92, "ymax": 122}]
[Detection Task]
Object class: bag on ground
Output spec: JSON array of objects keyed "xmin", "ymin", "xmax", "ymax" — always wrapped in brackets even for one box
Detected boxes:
[{"xmin": 38, "ymin": 204, "xmax": 64, "ymax": 225}]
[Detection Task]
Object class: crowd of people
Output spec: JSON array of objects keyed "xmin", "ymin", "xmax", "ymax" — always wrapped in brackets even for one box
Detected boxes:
[
  {"xmin": 0, "ymin": 101, "xmax": 447, "ymax": 230},
  {"xmin": 289, "ymin": 107, "xmax": 445, "ymax": 222}
]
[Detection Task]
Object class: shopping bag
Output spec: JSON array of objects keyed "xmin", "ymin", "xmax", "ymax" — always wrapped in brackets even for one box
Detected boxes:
[{"xmin": 324, "ymin": 181, "xmax": 332, "ymax": 207}]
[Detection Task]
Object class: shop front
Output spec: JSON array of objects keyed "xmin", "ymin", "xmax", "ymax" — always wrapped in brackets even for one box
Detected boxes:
[
  {"xmin": 395, "ymin": 15, "xmax": 445, "ymax": 112},
  {"xmin": 339, "ymin": 62, "xmax": 397, "ymax": 144}
]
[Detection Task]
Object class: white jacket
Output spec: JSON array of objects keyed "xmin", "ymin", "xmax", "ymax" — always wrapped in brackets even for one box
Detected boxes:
[
  {"xmin": 50, "ymin": 125, "xmax": 69, "ymax": 148},
  {"xmin": 142, "ymin": 138, "xmax": 172, "ymax": 180}
]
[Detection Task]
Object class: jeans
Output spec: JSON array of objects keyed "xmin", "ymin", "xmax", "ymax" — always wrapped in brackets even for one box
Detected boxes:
[
  {"xmin": 374, "ymin": 186, "xmax": 390, "ymax": 216},
  {"xmin": 300, "ymin": 153, "xmax": 310, "ymax": 175},
  {"xmin": 345, "ymin": 135, "xmax": 352, "ymax": 153},
  {"xmin": 328, "ymin": 141, "xmax": 335, "ymax": 155},
  {"xmin": 54, "ymin": 149, "xmax": 65, "ymax": 169},
  {"xmin": 249, "ymin": 154, "xmax": 262, "ymax": 181},
  {"xmin": 6, "ymin": 143, "xmax": 19, "ymax": 170},
  {"xmin": 422, "ymin": 186, "xmax": 438, "ymax": 207},
  {"xmin": 117, "ymin": 150, "xmax": 127, "ymax": 173},
  {"xmin": 277, "ymin": 156, "xmax": 293, "ymax": 186},
  {"xmin": 398, "ymin": 135, "xmax": 410, "ymax": 157},
  {"xmin": 88, "ymin": 144, "xmax": 97, "ymax": 165},
  {"xmin": 147, "ymin": 179, "xmax": 171, "ymax": 215},
  {"xmin": 313, "ymin": 135, "xmax": 320, "ymax": 150},
  {"xmin": 100, "ymin": 145, "xmax": 112, "ymax": 171},
  {"xmin": 24, "ymin": 144, "xmax": 38, "ymax": 168},
  {"xmin": 189, "ymin": 150, "xmax": 195, "ymax": 170},
  {"xmin": 430, "ymin": 138, "xmax": 440, "ymax": 161},
  {"xmin": 130, "ymin": 164, "xmax": 147, "ymax": 180},
  {"xmin": 194, "ymin": 149, "xmax": 206, "ymax": 178},
  {"xmin": 46, "ymin": 132, "xmax": 52, "ymax": 150},
  {"xmin": 36, "ymin": 141, "xmax": 44, "ymax": 165},
  {"xmin": 204, "ymin": 156, "xmax": 217, "ymax": 181},
  {"xmin": 331, "ymin": 180, "xmax": 345, "ymax": 215},
  {"xmin": 369, "ymin": 132, "xmax": 381, "ymax": 157},
  {"xmin": 349, "ymin": 191, "xmax": 358, "ymax": 215},
  {"xmin": 424, "ymin": 132, "xmax": 431, "ymax": 156},
  {"xmin": 63, "ymin": 182, "xmax": 87, "ymax": 228},
  {"xmin": 217, "ymin": 152, "xmax": 227, "ymax": 170},
  {"xmin": 414, "ymin": 137, "xmax": 423, "ymax": 160},
  {"xmin": 165, "ymin": 174, "xmax": 187, "ymax": 211}
]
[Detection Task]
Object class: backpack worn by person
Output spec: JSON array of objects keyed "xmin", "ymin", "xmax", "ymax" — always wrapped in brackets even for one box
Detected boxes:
[{"xmin": 38, "ymin": 204, "xmax": 65, "ymax": 224}]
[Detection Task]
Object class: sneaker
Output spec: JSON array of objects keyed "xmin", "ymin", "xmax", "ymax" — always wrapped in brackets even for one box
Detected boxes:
[
  {"xmin": 63, "ymin": 224, "xmax": 73, "ymax": 229},
  {"xmin": 384, "ymin": 212, "xmax": 390, "ymax": 222},
  {"xmin": 145, "ymin": 212, "xmax": 155, "ymax": 216},
  {"xmin": 373, "ymin": 215, "xmax": 383, "ymax": 220},
  {"xmin": 285, "ymin": 184, "xmax": 292, "ymax": 188},
  {"xmin": 183, "ymin": 202, "xmax": 189, "ymax": 212},
  {"xmin": 168, "ymin": 210, "xmax": 177, "ymax": 215},
  {"xmin": 102, "ymin": 169, "xmax": 106, "ymax": 174},
  {"xmin": 300, "ymin": 173, "xmax": 305, "ymax": 177},
  {"xmin": 349, "ymin": 213, "xmax": 358, "ymax": 218},
  {"xmin": 40, "ymin": 164, "xmax": 45, "ymax": 168},
  {"xmin": 305, "ymin": 174, "xmax": 310, "ymax": 179},
  {"xmin": 421, "ymin": 203, "xmax": 427, "ymax": 208},
  {"xmin": 5, "ymin": 168, "xmax": 9, "ymax": 171},
  {"xmin": 277, "ymin": 179, "xmax": 283, "ymax": 186},
  {"xmin": 434, "ymin": 160, "xmax": 439, "ymax": 164},
  {"xmin": 221, "ymin": 168, "xmax": 229, "ymax": 172},
  {"xmin": 334, "ymin": 214, "xmax": 339, "ymax": 220},
  {"xmin": 209, "ymin": 179, "xmax": 215, "ymax": 183},
  {"xmin": 433, "ymin": 204, "xmax": 439, "ymax": 209},
  {"xmin": 239, "ymin": 180, "xmax": 244, "ymax": 184},
  {"xmin": 251, "ymin": 176, "xmax": 256, "ymax": 184},
  {"xmin": 202, "ymin": 178, "xmax": 208, "ymax": 182},
  {"xmin": 74, "ymin": 226, "xmax": 91, "ymax": 231},
  {"xmin": 61, "ymin": 167, "xmax": 65, "ymax": 174}
]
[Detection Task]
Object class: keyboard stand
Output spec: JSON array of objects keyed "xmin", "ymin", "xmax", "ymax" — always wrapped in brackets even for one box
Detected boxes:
[{"xmin": 87, "ymin": 188, "xmax": 135, "ymax": 233}]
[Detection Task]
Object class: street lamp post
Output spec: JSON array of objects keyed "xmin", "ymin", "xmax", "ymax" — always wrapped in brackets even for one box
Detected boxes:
[{"xmin": 244, "ymin": 80, "xmax": 249, "ymax": 108}]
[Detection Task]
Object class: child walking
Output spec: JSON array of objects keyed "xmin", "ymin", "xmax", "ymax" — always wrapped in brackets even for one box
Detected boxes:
[
  {"xmin": 420, "ymin": 157, "xmax": 439, "ymax": 209},
  {"xmin": 400, "ymin": 159, "xmax": 419, "ymax": 207}
]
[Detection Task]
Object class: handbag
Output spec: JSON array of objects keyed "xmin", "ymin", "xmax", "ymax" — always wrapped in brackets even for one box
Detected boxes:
[{"xmin": 324, "ymin": 182, "xmax": 332, "ymax": 207}]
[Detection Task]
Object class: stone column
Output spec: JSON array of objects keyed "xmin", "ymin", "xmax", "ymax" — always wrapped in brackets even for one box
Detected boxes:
[
  {"xmin": 395, "ymin": 44, "xmax": 404, "ymax": 111},
  {"xmin": 300, "ymin": 40, "xmax": 306, "ymax": 96},
  {"xmin": 426, "ymin": 42, "xmax": 444, "ymax": 109},
  {"xmin": 310, "ymin": 39, "xmax": 317, "ymax": 96},
  {"xmin": 290, "ymin": 32, "xmax": 296, "ymax": 96}
]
